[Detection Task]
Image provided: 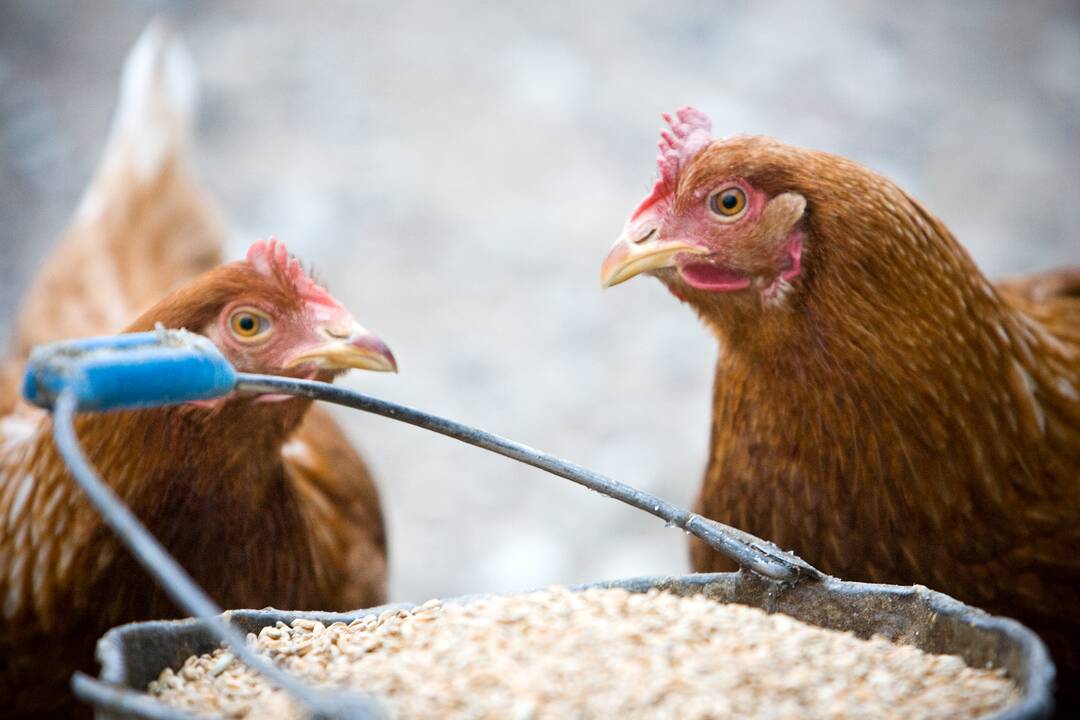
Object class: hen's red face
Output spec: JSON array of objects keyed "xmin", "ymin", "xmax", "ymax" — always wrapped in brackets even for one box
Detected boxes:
[
  {"xmin": 202, "ymin": 238, "xmax": 396, "ymax": 382},
  {"xmin": 601, "ymin": 107, "xmax": 806, "ymax": 301}
]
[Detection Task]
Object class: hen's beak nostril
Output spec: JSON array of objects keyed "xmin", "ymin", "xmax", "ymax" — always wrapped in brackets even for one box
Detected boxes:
[
  {"xmin": 634, "ymin": 227, "xmax": 658, "ymax": 245},
  {"xmin": 324, "ymin": 327, "xmax": 351, "ymax": 340}
]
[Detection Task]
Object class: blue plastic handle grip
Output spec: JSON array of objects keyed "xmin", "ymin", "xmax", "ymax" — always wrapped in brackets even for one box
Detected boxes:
[{"xmin": 22, "ymin": 329, "xmax": 237, "ymax": 412}]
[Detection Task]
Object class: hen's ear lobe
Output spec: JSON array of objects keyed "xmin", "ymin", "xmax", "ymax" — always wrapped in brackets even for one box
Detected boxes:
[
  {"xmin": 770, "ymin": 193, "xmax": 807, "ymax": 222},
  {"xmin": 757, "ymin": 193, "xmax": 807, "ymax": 243}
]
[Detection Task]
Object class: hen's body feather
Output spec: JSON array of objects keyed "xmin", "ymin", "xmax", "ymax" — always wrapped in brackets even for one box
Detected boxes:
[{"xmin": 0, "ymin": 23, "xmax": 387, "ymax": 718}]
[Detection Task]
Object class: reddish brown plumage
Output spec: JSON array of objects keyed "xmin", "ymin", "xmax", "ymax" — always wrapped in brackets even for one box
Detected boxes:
[
  {"xmin": 0, "ymin": 26, "xmax": 387, "ymax": 717},
  {"xmin": 606, "ymin": 114, "xmax": 1080, "ymax": 710}
]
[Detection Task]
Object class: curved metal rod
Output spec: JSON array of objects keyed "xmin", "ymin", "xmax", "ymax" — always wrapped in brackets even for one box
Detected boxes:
[
  {"xmin": 234, "ymin": 374, "xmax": 820, "ymax": 583},
  {"xmin": 52, "ymin": 391, "xmax": 381, "ymax": 720},
  {"xmin": 71, "ymin": 673, "xmax": 200, "ymax": 720}
]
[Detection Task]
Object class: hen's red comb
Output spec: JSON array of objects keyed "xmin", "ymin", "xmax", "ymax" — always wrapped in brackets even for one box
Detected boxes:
[
  {"xmin": 246, "ymin": 237, "xmax": 338, "ymax": 308},
  {"xmin": 632, "ymin": 106, "xmax": 713, "ymax": 220}
]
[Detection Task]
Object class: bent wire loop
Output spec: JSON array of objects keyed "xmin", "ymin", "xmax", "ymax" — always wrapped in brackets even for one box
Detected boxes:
[{"xmin": 23, "ymin": 329, "xmax": 822, "ymax": 719}]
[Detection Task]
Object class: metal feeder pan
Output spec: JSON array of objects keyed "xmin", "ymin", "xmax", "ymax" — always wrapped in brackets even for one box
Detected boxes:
[{"xmin": 81, "ymin": 570, "xmax": 1054, "ymax": 720}]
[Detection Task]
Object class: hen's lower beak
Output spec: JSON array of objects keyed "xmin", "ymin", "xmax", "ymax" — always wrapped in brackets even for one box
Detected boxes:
[
  {"xmin": 600, "ymin": 228, "xmax": 707, "ymax": 289},
  {"xmin": 286, "ymin": 324, "xmax": 397, "ymax": 373}
]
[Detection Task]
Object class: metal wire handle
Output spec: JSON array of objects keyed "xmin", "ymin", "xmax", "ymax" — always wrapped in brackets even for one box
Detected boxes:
[{"xmin": 233, "ymin": 374, "xmax": 821, "ymax": 583}]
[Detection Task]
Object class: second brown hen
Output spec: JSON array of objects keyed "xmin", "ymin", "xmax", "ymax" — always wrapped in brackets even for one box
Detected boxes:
[
  {"xmin": 1, "ymin": 25, "xmax": 393, "ymax": 718},
  {"xmin": 0, "ymin": 239, "xmax": 396, "ymax": 717}
]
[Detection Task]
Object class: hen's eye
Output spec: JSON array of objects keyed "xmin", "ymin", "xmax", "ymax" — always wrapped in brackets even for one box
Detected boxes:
[
  {"xmin": 708, "ymin": 187, "xmax": 748, "ymax": 219},
  {"xmin": 229, "ymin": 309, "xmax": 272, "ymax": 341}
]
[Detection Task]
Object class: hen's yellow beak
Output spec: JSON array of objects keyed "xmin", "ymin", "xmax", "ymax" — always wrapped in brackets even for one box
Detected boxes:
[
  {"xmin": 286, "ymin": 323, "xmax": 397, "ymax": 373},
  {"xmin": 600, "ymin": 228, "xmax": 707, "ymax": 289}
]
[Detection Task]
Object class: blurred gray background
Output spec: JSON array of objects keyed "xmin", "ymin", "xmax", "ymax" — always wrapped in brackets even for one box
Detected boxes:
[{"xmin": 1, "ymin": 0, "xmax": 1077, "ymax": 604}]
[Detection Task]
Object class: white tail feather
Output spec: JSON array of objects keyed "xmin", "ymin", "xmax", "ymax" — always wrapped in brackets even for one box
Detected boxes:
[
  {"xmin": 104, "ymin": 19, "xmax": 198, "ymax": 181},
  {"xmin": 12, "ymin": 19, "xmax": 223, "ymax": 360}
]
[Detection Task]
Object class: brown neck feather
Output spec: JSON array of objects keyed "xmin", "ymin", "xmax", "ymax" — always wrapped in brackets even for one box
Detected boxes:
[{"xmin": 53, "ymin": 396, "xmax": 314, "ymax": 513}]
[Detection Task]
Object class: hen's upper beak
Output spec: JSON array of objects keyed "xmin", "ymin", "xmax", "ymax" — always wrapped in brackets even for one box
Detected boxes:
[
  {"xmin": 286, "ymin": 323, "xmax": 397, "ymax": 373},
  {"xmin": 600, "ymin": 225, "xmax": 707, "ymax": 289}
]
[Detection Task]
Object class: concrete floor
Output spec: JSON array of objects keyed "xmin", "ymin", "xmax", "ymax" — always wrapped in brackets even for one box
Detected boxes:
[{"xmin": 1, "ymin": 0, "xmax": 1077, "ymax": 604}]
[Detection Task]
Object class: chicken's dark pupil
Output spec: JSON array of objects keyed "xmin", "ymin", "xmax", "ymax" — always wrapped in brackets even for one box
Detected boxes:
[
  {"xmin": 722, "ymin": 193, "xmax": 739, "ymax": 210},
  {"xmin": 239, "ymin": 316, "xmax": 255, "ymax": 331}
]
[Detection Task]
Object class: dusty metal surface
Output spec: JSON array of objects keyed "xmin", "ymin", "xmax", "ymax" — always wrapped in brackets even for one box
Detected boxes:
[{"xmin": 81, "ymin": 571, "xmax": 1054, "ymax": 720}]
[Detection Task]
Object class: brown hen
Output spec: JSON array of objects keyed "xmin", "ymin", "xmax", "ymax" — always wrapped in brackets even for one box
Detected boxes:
[
  {"xmin": 0, "ymin": 25, "xmax": 392, "ymax": 718},
  {"xmin": 602, "ymin": 107, "xmax": 1080, "ymax": 709},
  {"xmin": 0, "ymin": 240, "xmax": 395, "ymax": 717}
]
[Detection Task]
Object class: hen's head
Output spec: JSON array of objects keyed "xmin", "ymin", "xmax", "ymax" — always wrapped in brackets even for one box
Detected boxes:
[
  {"xmin": 601, "ymin": 108, "xmax": 809, "ymax": 311},
  {"xmin": 128, "ymin": 238, "xmax": 396, "ymax": 387},
  {"xmin": 600, "ymin": 107, "xmax": 969, "ymax": 349}
]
